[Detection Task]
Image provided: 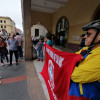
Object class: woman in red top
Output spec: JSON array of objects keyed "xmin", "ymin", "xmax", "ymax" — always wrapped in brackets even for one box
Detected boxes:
[{"xmin": 0, "ymin": 37, "xmax": 9, "ymax": 65}]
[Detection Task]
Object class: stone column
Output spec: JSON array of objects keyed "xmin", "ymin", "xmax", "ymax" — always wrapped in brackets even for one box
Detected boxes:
[{"xmin": 22, "ymin": 0, "xmax": 32, "ymax": 60}]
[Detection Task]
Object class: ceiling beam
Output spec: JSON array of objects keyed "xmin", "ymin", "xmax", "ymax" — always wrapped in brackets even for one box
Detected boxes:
[
  {"xmin": 45, "ymin": 0, "xmax": 66, "ymax": 5},
  {"xmin": 31, "ymin": 3, "xmax": 57, "ymax": 10},
  {"xmin": 31, "ymin": 7, "xmax": 55, "ymax": 13}
]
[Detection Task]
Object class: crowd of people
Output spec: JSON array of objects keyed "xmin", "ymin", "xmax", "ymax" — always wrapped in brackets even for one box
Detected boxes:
[
  {"xmin": 32, "ymin": 33, "xmax": 66, "ymax": 48},
  {"xmin": 0, "ymin": 32, "xmax": 23, "ymax": 66}
]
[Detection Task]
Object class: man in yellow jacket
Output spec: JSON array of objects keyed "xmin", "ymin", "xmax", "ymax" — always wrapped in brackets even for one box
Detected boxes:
[{"xmin": 69, "ymin": 20, "xmax": 100, "ymax": 100}]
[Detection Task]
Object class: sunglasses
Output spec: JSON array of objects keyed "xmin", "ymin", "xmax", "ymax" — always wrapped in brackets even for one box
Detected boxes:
[{"xmin": 85, "ymin": 32, "xmax": 92, "ymax": 37}]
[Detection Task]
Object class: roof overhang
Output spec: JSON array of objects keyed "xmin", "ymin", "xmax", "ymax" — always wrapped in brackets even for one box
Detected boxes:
[{"xmin": 31, "ymin": 0, "xmax": 68, "ymax": 13}]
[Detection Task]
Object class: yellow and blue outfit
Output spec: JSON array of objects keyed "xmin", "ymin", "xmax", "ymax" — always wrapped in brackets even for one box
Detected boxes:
[{"xmin": 69, "ymin": 46, "xmax": 100, "ymax": 100}]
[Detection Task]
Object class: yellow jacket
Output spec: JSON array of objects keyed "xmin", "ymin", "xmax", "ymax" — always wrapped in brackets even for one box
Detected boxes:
[{"xmin": 71, "ymin": 46, "xmax": 100, "ymax": 83}]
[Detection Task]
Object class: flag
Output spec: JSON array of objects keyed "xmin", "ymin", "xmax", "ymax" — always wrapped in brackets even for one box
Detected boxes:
[
  {"xmin": 40, "ymin": 43, "xmax": 88, "ymax": 100},
  {"xmin": 2, "ymin": 29, "xmax": 7, "ymax": 35}
]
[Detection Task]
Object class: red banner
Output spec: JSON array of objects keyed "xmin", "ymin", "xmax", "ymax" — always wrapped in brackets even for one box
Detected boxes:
[{"xmin": 40, "ymin": 43, "xmax": 83, "ymax": 100}]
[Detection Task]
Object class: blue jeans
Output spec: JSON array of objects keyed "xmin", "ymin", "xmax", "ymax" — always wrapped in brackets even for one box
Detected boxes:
[{"xmin": 38, "ymin": 50, "xmax": 43, "ymax": 60}]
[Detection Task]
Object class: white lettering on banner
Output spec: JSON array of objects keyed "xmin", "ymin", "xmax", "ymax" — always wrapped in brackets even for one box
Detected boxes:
[
  {"xmin": 48, "ymin": 60, "xmax": 58, "ymax": 100},
  {"xmin": 46, "ymin": 47, "xmax": 64, "ymax": 67},
  {"xmin": 48, "ymin": 80, "xmax": 58, "ymax": 100}
]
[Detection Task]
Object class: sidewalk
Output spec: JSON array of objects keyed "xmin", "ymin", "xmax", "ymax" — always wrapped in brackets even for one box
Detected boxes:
[
  {"xmin": 33, "ymin": 59, "xmax": 49, "ymax": 100},
  {"xmin": 26, "ymin": 61, "xmax": 47, "ymax": 100}
]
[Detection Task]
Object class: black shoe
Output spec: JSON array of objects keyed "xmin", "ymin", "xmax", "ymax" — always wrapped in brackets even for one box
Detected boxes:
[
  {"xmin": 8, "ymin": 64, "xmax": 12, "ymax": 66},
  {"xmin": 16, "ymin": 62, "xmax": 18, "ymax": 65}
]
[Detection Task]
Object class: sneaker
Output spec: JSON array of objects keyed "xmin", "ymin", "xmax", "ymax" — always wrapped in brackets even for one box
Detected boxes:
[
  {"xmin": 1, "ymin": 63, "xmax": 4, "ymax": 66},
  {"xmin": 37, "ymin": 59, "xmax": 40, "ymax": 61},
  {"xmin": 41, "ymin": 59, "xmax": 43, "ymax": 62},
  {"xmin": 8, "ymin": 64, "xmax": 12, "ymax": 66},
  {"xmin": 7, "ymin": 62, "xmax": 9, "ymax": 65},
  {"xmin": 16, "ymin": 62, "xmax": 18, "ymax": 65},
  {"xmin": 0, "ymin": 81, "xmax": 2, "ymax": 84},
  {"xmin": 0, "ymin": 77, "xmax": 2, "ymax": 79}
]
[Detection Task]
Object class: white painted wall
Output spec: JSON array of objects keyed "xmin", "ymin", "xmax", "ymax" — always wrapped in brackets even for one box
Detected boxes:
[{"xmin": 31, "ymin": 23, "xmax": 47, "ymax": 38}]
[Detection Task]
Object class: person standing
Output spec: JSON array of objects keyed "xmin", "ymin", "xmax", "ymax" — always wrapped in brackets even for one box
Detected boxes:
[
  {"xmin": 45, "ymin": 33, "xmax": 52, "ymax": 47},
  {"xmin": 15, "ymin": 32, "xmax": 23, "ymax": 59},
  {"xmin": 8, "ymin": 33, "xmax": 18, "ymax": 66},
  {"xmin": 37, "ymin": 38, "xmax": 44, "ymax": 62},
  {"xmin": 60, "ymin": 35, "xmax": 64, "ymax": 46},
  {"xmin": 32, "ymin": 36, "xmax": 37, "ymax": 46},
  {"xmin": 0, "ymin": 37, "xmax": 4, "ymax": 66},
  {"xmin": 0, "ymin": 37, "xmax": 9, "ymax": 65}
]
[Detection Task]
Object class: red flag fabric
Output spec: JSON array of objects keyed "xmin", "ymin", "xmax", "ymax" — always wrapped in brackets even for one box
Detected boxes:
[{"xmin": 40, "ymin": 43, "xmax": 83, "ymax": 100}]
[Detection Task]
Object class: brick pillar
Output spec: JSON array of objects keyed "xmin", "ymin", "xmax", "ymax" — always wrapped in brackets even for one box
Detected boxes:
[{"xmin": 23, "ymin": 0, "xmax": 32, "ymax": 60}]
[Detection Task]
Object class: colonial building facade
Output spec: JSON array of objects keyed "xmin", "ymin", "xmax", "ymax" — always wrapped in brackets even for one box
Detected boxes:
[{"xmin": 0, "ymin": 16, "xmax": 15, "ymax": 35}]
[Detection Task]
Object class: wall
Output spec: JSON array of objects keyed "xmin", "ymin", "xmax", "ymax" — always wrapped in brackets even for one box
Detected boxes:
[
  {"xmin": 31, "ymin": 24, "xmax": 47, "ymax": 38},
  {"xmin": 31, "ymin": 10, "xmax": 52, "ymax": 33},
  {"xmin": 52, "ymin": 0, "xmax": 100, "ymax": 46}
]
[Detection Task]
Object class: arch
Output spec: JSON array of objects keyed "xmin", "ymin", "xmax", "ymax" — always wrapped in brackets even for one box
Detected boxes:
[
  {"xmin": 56, "ymin": 16, "xmax": 69, "ymax": 36},
  {"xmin": 91, "ymin": 3, "xmax": 100, "ymax": 21},
  {"xmin": 31, "ymin": 23, "xmax": 47, "ymax": 39},
  {"xmin": 55, "ymin": 16, "xmax": 69, "ymax": 47}
]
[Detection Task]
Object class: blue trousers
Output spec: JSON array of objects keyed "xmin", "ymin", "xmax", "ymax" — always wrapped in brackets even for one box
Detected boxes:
[{"xmin": 38, "ymin": 50, "xmax": 43, "ymax": 60}]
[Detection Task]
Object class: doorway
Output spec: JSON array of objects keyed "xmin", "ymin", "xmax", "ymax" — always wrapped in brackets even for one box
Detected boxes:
[{"xmin": 55, "ymin": 16, "xmax": 69, "ymax": 47}]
